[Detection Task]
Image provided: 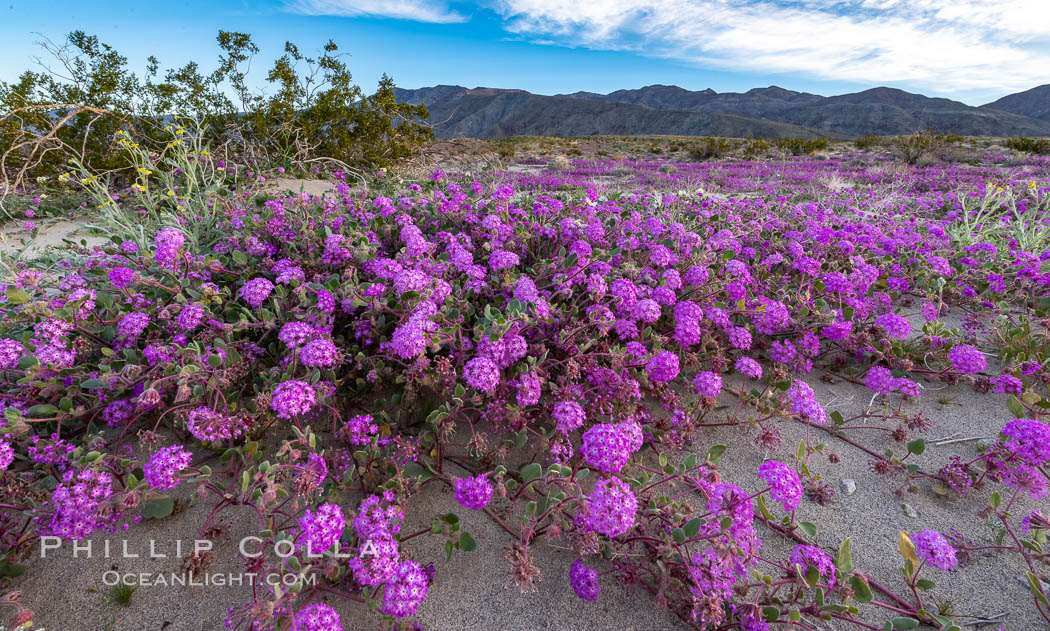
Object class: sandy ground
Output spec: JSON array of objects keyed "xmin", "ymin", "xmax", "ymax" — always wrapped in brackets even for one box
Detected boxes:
[
  {"xmin": 1, "ymin": 218, "xmax": 109, "ymax": 257},
  {"xmin": 12, "ymin": 476, "xmax": 682, "ymax": 631},
  {"xmin": 264, "ymin": 178, "xmax": 342, "ymax": 198}
]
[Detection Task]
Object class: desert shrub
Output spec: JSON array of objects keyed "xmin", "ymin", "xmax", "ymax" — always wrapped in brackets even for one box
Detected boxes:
[
  {"xmin": 853, "ymin": 134, "xmax": 883, "ymax": 150},
  {"xmin": 688, "ymin": 137, "xmax": 731, "ymax": 161},
  {"xmin": 0, "ymin": 30, "xmax": 431, "ymax": 195},
  {"xmin": 741, "ymin": 137, "xmax": 770, "ymax": 159},
  {"xmin": 546, "ymin": 155, "xmax": 571, "ymax": 170},
  {"xmin": 774, "ymin": 136, "xmax": 829, "ymax": 156},
  {"xmin": 70, "ymin": 118, "xmax": 253, "ymax": 250},
  {"xmin": 1005, "ymin": 136, "xmax": 1050, "ymax": 155},
  {"xmin": 891, "ymin": 129, "xmax": 960, "ymax": 165},
  {"xmin": 657, "ymin": 163, "xmax": 678, "ymax": 174}
]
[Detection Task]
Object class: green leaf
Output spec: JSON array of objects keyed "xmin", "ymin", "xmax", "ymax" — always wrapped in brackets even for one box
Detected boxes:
[
  {"xmin": 459, "ymin": 532, "xmax": 477, "ymax": 552},
  {"xmin": 0, "ymin": 562, "xmax": 26, "ymax": 578},
  {"xmin": 761, "ymin": 606, "xmax": 780, "ymax": 622},
  {"xmin": 520, "ymin": 463, "xmax": 542, "ymax": 483},
  {"xmin": 799, "ymin": 521, "xmax": 817, "ymax": 537},
  {"xmin": 1007, "ymin": 394, "xmax": 1025, "ymax": 418},
  {"xmin": 796, "ymin": 438, "xmax": 807, "ymax": 463},
  {"xmin": 5, "ymin": 286, "xmax": 31, "ymax": 304},
  {"xmin": 906, "ymin": 439, "xmax": 925, "ymax": 455},
  {"xmin": 672, "ymin": 528, "xmax": 686, "ymax": 544},
  {"xmin": 27, "ymin": 404, "xmax": 59, "ymax": 417},
  {"xmin": 851, "ymin": 575, "xmax": 874, "ymax": 603},
  {"xmin": 755, "ymin": 494, "xmax": 773, "ymax": 521},
  {"xmin": 916, "ymin": 578, "xmax": 936, "ymax": 591},
  {"xmin": 442, "ymin": 513, "xmax": 459, "ymax": 525},
  {"xmin": 141, "ymin": 497, "xmax": 175, "ymax": 520},
  {"xmin": 1027, "ymin": 571, "xmax": 1050, "ymax": 607},
  {"xmin": 990, "ymin": 491, "xmax": 1001, "ymax": 508},
  {"xmin": 890, "ymin": 617, "xmax": 919, "ymax": 630},
  {"xmin": 706, "ymin": 444, "xmax": 727, "ymax": 466},
  {"xmin": 80, "ymin": 378, "xmax": 107, "ymax": 389},
  {"xmin": 836, "ymin": 538, "xmax": 853, "ymax": 576},
  {"xmin": 683, "ymin": 453, "xmax": 697, "ymax": 470},
  {"xmin": 683, "ymin": 517, "xmax": 702, "ymax": 539},
  {"xmin": 658, "ymin": 452, "xmax": 668, "ymax": 467}
]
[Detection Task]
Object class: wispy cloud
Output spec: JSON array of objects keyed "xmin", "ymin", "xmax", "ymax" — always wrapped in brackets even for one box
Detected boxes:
[
  {"xmin": 489, "ymin": 0, "xmax": 1050, "ymax": 94},
  {"xmin": 288, "ymin": 0, "xmax": 468, "ymax": 24}
]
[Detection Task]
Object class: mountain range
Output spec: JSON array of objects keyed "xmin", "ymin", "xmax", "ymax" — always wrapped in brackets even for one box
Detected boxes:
[{"xmin": 392, "ymin": 84, "xmax": 1050, "ymax": 139}]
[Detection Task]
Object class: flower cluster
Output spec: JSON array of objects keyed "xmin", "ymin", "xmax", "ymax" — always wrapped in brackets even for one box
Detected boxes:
[
  {"xmin": 758, "ymin": 461, "xmax": 802, "ymax": 512},
  {"xmin": 580, "ymin": 422, "xmax": 641, "ymax": 473},
  {"xmin": 463, "ymin": 356, "xmax": 500, "ymax": 393},
  {"xmin": 453, "ymin": 474, "xmax": 494, "ymax": 510},
  {"xmin": 645, "ymin": 351, "xmax": 680, "ymax": 383},
  {"xmin": 552, "ymin": 400, "xmax": 586, "ymax": 433},
  {"xmin": 692, "ymin": 371, "xmax": 722, "ymax": 398},
  {"xmin": 569, "ymin": 559, "xmax": 600, "ymax": 601},
  {"xmin": 44, "ymin": 468, "xmax": 119, "ymax": 540},
  {"xmin": 910, "ymin": 530, "xmax": 958, "ymax": 571},
  {"xmin": 381, "ymin": 559, "xmax": 429, "ymax": 618},
  {"xmin": 298, "ymin": 503, "xmax": 346, "ymax": 555},
  {"xmin": 948, "ymin": 344, "xmax": 986, "ymax": 374},
  {"xmin": 143, "ymin": 445, "xmax": 192, "ymax": 490},
  {"xmin": 293, "ymin": 603, "xmax": 341, "ymax": 631},
  {"xmin": 271, "ymin": 380, "xmax": 316, "ymax": 419},
  {"xmin": 186, "ymin": 407, "xmax": 243, "ymax": 441},
  {"xmin": 790, "ymin": 545, "xmax": 836, "ymax": 588},
  {"xmin": 583, "ymin": 478, "xmax": 637, "ymax": 538}
]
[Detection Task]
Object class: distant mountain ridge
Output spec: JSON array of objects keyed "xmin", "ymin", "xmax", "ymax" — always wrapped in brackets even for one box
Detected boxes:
[
  {"xmin": 392, "ymin": 84, "xmax": 1050, "ymax": 139},
  {"xmin": 981, "ymin": 85, "xmax": 1050, "ymax": 123}
]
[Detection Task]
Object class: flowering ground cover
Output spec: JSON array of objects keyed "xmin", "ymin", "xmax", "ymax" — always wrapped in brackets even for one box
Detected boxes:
[{"xmin": 1, "ymin": 139, "xmax": 1050, "ymax": 631}]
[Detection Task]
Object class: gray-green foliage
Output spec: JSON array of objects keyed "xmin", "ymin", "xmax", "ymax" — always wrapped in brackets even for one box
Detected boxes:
[{"xmin": 0, "ymin": 30, "xmax": 432, "ymax": 181}]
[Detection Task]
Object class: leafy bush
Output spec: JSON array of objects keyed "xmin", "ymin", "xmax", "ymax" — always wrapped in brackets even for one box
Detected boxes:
[
  {"xmin": 687, "ymin": 137, "xmax": 732, "ymax": 161},
  {"xmin": 774, "ymin": 136, "xmax": 829, "ymax": 156},
  {"xmin": 890, "ymin": 129, "xmax": 961, "ymax": 165},
  {"xmin": 1005, "ymin": 136, "xmax": 1050, "ymax": 155},
  {"xmin": 853, "ymin": 134, "xmax": 883, "ymax": 150},
  {"xmin": 0, "ymin": 30, "xmax": 431, "ymax": 191},
  {"xmin": 546, "ymin": 155, "xmax": 571, "ymax": 170},
  {"xmin": 741, "ymin": 137, "xmax": 770, "ymax": 159}
]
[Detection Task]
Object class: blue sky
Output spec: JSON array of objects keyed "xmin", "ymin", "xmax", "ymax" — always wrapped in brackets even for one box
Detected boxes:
[{"xmin": 2, "ymin": 1, "xmax": 1048, "ymax": 105}]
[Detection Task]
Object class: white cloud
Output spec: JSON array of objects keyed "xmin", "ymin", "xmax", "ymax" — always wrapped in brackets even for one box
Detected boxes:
[
  {"xmin": 489, "ymin": 0, "xmax": 1050, "ymax": 94},
  {"xmin": 288, "ymin": 0, "xmax": 468, "ymax": 23}
]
